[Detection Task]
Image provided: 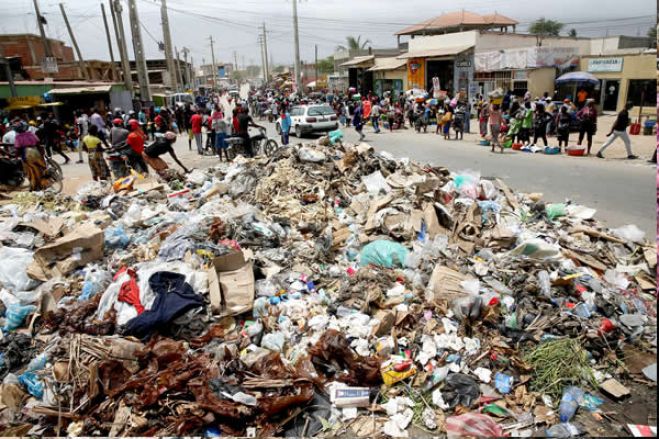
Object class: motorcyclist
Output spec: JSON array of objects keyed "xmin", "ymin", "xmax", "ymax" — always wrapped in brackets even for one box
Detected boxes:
[{"xmin": 142, "ymin": 131, "xmax": 189, "ymax": 177}]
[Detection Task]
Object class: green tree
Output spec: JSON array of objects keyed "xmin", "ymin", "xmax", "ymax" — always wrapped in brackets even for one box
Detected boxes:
[
  {"xmin": 529, "ymin": 18, "xmax": 564, "ymax": 37},
  {"xmin": 648, "ymin": 25, "xmax": 657, "ymax": 42},
  {"xmin": 336, "ymin": 35, "xmax": 371, "ymax": 51},
  {"xmin": 317, "ymin": 56, "xmax": 334, "ymax": 74},
  {"xmin": 568, "ymin": 28, "xmax": 577, "ymax": 38},
  {"xmin": 230, "ymin": 70, "xmax": 244, "ymax": 82}
]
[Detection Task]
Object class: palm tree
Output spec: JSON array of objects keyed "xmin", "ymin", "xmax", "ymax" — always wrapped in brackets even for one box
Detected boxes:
[{"xmin": 336, "ymin": 35, "xmax": 371, "ymax": 51}]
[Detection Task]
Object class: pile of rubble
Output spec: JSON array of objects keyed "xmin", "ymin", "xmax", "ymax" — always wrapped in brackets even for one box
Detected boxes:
[{"xmin": 0, "ymin": 140, "xmax": 655, "ymax": 437}]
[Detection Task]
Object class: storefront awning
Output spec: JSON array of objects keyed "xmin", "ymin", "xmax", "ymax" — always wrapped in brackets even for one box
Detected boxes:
[
  {"xmin": 368, "ymin": 57, "xmax": 407, "ymax": 71},
  {"xmin": 397, "ymin": 45, "xmax": 473, "ymax": 59},
  {"xmin": 48, "ymin": 85, "xmax": 112, "ymax": 95},
  {"xmin": 339, "ymin": 55, "xmax": 375, "ymax": 67}
]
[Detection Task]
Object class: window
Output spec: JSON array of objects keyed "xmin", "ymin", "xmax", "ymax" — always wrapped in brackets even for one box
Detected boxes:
[
  {"xmin": 308, "ymin": 106, "xmax": 334, "ymax": 116},
  {"xmin": 627, "ymin": 80, "xmax": 654, "ymax": 107}
]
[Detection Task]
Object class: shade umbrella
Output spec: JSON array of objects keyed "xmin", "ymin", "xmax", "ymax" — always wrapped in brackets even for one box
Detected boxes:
[{"xmin": 555, "ymin": 71, "xmax": 600, "ymax": 85}]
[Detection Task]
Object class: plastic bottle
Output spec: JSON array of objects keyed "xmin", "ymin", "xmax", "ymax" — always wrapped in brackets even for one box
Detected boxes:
[
  {"xmin": 558, "ymin": 386, "xmax": 584, "ymax": 423},
  {"xmin": 546, "ymin": 423, "xmax": 583, "ymax": 438},
  {"xmin": 537, "ymin": 270, "xmax": 552, "ymax": 298},
  {"xmin": 26, "ymin": 353, "xmax": 48, "ymax": 372}
]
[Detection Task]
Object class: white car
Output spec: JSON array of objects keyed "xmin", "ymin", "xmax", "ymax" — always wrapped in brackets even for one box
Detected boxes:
[{"xmin": 276, "ymin": 105, "xmax": 338, "ymax": 137}]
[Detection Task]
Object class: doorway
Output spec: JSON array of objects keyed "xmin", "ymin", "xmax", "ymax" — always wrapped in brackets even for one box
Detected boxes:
[{"xmin": 602, "ymin": 80, "xmax": 619, "ymax": 112}]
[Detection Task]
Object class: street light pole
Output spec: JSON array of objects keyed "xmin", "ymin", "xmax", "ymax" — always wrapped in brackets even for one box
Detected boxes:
[{"xmin": 127, "ymin": 0, "xmax": 152, "ymax": 101}]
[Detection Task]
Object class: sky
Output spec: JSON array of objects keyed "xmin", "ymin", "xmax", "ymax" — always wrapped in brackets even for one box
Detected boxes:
[{"xmin": 1, "ymin": 0, "xmax": 655, "ymax": 68}]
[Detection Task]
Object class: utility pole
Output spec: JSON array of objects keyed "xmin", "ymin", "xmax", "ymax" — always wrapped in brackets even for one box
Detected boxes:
[
  {"xmin": 160, "ymin": 0, "xmax": 177, "ymax": 92},
  {"xmin": 110, "ymin": 0, "xmax": 133, "ymax": 94},
  {"xmin": 0, "ymin": 58, "xmax": 17, "ymax": 97},
  {"xmin": 59, "ymin": 3, "xmax": 89, "ymax": 80},
  {"xmin": 190, "ymin": 56, "xmax": 194, "ymax": 88},
  {"xmin": 314, "ymin": 44, "xmax": 318, "ymax": 84},
  {"xmin": 291, "ymin": 0, "xmax": 302, "ymax": 94},
  {"xmin": 233, "ymin": 50, "xmax": 238, "ymax": 72},
  {"xmin": 127, "ymin": 0, "xmax": 151, "ymax": 101},
  {"xmin": 209, "ymin": 36, "xmax": 217, "ymax": 90},
  {"xmin": 181, "ymin": 47, "xmax": 190, "ymax": 89},
  {"xmin": 32, "ymin": 0, "xmax": 53, "ymax": 58},
  {"xmin": 100, "ymin": 3, "xmax": 119, "ymax": 81},
  {"xmin": 261, "ymin": 23, "xmax": 270, "ymax": 82},
  {"xmin": 174, "ymin": 46, "xmax": 183, "ymax": 92},
  {"xmin": 257, "ymin": 34, "xmax": 266, "ymax": 82}
]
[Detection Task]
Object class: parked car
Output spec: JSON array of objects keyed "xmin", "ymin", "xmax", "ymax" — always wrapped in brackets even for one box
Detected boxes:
[{"xmin": 276, "ymin": 105, "xmax": 338, "ymax": 137}]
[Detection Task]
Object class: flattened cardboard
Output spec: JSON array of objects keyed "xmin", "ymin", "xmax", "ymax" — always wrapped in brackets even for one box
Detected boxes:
[
  {"xmin": 425, "ymin": 265, "xmax": 471, "ymax": 304},
  {"xmin": 16, "ymin": 217, "xmax": 64, "ymax": 237},
  {"xmin": 208, "ymin": 251, "xmax": 255, "ymax": 317},
  {"xmin": 27, "ymin": 223, "xmax": 103, "ymax": 281}
]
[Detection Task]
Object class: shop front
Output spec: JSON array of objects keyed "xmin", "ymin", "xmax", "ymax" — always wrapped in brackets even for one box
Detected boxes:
[
  {"xmin": 368, "ymin": 57, "xmax": 407, "ymax": 102},
  {"xmin": 579, "ymin": 53, "xmax": 655, "ymax": 115},
  {"xmin": 399, "ymin": 45, "xmax": 474, "ymax": 97}
]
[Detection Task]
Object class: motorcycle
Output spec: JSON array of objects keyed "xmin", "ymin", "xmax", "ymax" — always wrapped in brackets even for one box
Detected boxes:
[
  {"xmin": 105, "ymin": 144, "xmax": 133, "ymax": 179},
  {"xmin": 0, "ymin": 145, "xmax": 63, "ymax": 193}
]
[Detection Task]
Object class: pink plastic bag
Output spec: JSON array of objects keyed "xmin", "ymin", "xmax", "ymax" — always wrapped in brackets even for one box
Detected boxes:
[{"xmin": 446, "ymin": 413, "xmax": 504, "ymax": 438}]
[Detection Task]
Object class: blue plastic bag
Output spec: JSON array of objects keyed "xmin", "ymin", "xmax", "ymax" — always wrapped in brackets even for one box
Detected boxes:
[
  {"xmin": 18, "ymin": 372, "xmax": 44, "ymax": 399},
  {"xmin": 2, "ymin": 303, "xmax": 37, "ymax": 333},
  {"xmin": 328, "ymin": 129, "xmax": 343, "ymax": 145},
  {"xmin": 104, "ymin": 225, "xmax": 131, "ymax": 249},
  {"xmin": 78, "ymin": 266, "xmax": 112, "ymax": 302},
  {"xmin": 494, "ymin": 372, "xmax": 513, "ymax": 394},
  {"xmin": 359, "ymin": 240, "xmax": 409, "ymax": 268}
]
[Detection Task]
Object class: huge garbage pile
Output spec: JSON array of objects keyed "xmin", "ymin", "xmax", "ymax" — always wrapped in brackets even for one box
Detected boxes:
[{"xmin": 0, "ymin": 140, "xmax": 656, "ymax": 438}]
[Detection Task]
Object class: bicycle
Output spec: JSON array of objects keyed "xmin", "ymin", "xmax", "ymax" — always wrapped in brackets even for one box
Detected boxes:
[{"xmin": 0, "ymin": 144, "xmax": 63, "ymax": 193}]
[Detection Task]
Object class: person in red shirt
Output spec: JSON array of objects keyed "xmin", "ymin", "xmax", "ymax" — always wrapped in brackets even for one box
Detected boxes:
[
  {"xmin": 126, "ymin": 120, "xmax": 149, "ymax": 174},
  {"xmin": 190, "ymin": 109, "xmax": 204, "ymax": 154},
  {"xmin": 232, "ymin": 108, "xmax": 240, "ymax": 134}
]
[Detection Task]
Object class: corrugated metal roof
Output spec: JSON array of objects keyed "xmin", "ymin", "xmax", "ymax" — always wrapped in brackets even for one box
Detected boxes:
[
  {"xmin": 47, "ymin": 85, "xmax": 112, "ymax": 95},
  {"xmin": 396, "ymin": 11, "xmax": 517, "ymax": 36},
  {"xmin": 368, "ymin": 57, "xmax": 408, "ymax": 71},
  {"xmin": 339, "ymin": 55, "xmax": 375, "ymax": 67}
]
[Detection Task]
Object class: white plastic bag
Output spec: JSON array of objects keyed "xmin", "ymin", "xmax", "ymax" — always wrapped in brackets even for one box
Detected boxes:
[
  {"xmin": 362, "ymin": 171, "xmax": 392, "ymax": 194},
  {"xmin": 298, "ymin": 147, "xmax": 326, "ymax": 163},
  {"xmin": 0, "ymin": 247, "xmax": 39, "ymax": 292},
  {"xmin": 611, "ymin": 224, "xmax": 645, "ymax": 244}
]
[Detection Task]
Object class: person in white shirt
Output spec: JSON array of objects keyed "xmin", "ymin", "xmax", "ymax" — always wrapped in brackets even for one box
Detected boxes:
[{"xmin": 371, "ymin": 102, "xmax": 381, "ymax": 134}]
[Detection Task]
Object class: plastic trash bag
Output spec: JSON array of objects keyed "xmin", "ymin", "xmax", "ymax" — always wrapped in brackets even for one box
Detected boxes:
[
  {"xmin": 545, "ymin": 203, "xmax": 567, "ymax": 221},
  {"xmin": 186, "ymin": 169, "xmax": 209, "ymax": 186},
  {"xmin": 362, "ymin": 171, "xmax": 392, "ymax": 194},
  {"xmin": 611, "ymin": 224, "xmax": 645, "ymax": 244},
  {"xmin": 3, "ymin": 303, "xmax": 37, "ymax": 332},
  {"xmin": 18, "ymin": 371, "xmax": 44, "ymax": 399},
  {"xmin": 446, "ymin": 413, "xmax": 503, "ymax": 439},
  {"xmin": 297, "ymin": 146, "xmax": 326, "ymax": 163},
  {"xmin": 329, "ymin": 129, "xmax": 343, "ymax": 145},
  {"xmin": 441, "ymin": 373, "xmax": 480, "ymax": 408},
  {"xmin": 509, "ymin": 238, "xmax": 560, "ymax": 259},
  {"xmin": 359, "ymin": 240, "xmax": 409, "ymax": 268},
  {"xmin": 104, "ymin": 226, "xmax": 131, "ymax": 249},
  {"xmin": 79, "ymin": 265, "xmax": 113, "ymax": 301},
  {"xmin": 453, "ymin": 170, "xmax": 480, "ymax": 199},
  {"xmin": 0, "ymin": 247, "xmax": 39, "ymax": 292}
]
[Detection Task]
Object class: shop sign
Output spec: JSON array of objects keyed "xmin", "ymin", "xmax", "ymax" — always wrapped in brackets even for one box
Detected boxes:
[
  {"xmin": 513, "ymin": 70, "xmax": 527, "ymax": 80},
  {"xmin": 455, "ymin": 55, "xmax": 472, "ymax": 68},
  {"xmin": 587, "ymin": 57, "xmax": 623, "ymax": 72},
  {"xmin": 8, "ymin": 96, "xmax": 42, "ymax": 107}
]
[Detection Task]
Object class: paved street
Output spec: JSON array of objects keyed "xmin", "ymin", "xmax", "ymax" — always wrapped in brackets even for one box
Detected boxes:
[{"xmin": 58, "ymin": 119, "xmax": 656, "ymax": 240}]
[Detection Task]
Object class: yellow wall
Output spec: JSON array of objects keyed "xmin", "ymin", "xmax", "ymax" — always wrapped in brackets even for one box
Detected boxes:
[
  {"xmin": 375, "ymin": 68, "xmax": 407, "ymax": 87},
  {"xmin": 579, "ymin": 53, "xmax": 655, "ymax": 114},
  {"xmin": 527, "ymin": 67, "xmax": 556, "ymax": 100},
  {"xmin": 407, "ymin": 58, "xmax": 425, "ymax": 90}
]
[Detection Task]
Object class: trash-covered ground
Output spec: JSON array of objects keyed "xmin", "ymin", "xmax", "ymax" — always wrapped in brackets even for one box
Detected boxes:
[{"xmin": 0, "ymin": 139, "xmax": 656, "ymax": 438}]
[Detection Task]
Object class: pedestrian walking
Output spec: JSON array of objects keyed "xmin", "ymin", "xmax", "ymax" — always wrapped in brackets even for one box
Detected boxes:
[
  {"xmin": 353, "ymin": 103, "xmax": 365, "ymax": 141},
  {"xmin": 489, "ymin": 104, "xmax": 504, "ymax": 153},
  {"xmin": 82, "ymin": 125, "xmax": 111, "ymax": 181},
  {"xmin": 576, "ymin": 99, "xmax": 597, "ymax": 155},
  {"xmin": 479, "ymin": 100, "xmax": 490, "ymax": 137},
  {"xmin": 597, "ymin": 102, "xmax": 637, "ymax": 159},
  {"xmin": 371, "ymin": 101, "xmax": 381, "ymax": 133},
  {"xmin": 75, "ymin": 110, "xmax": 88, "ymax": 163},
  {"xmin": 190, "ymin": 109, "xmax": 204, "ymax": 155},
  {"xmin": 280, "ymin": 107, "xmax": 292, "ymax": 146}
]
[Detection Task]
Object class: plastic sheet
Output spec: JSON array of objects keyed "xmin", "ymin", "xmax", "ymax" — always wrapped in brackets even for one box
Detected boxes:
[
  {"xmin": 79, "ymin": 265, "xmax": 113, "ymax": 301},
  {"xmin": 446, "ymin": 413, "xmax": 503, "ymax": 439},
  {"xmin": 2, "ymin": 303, "xmax": 37, "ymax": 333},
  {"xmin": 0, "ymin": 247, "xmax": 39, "ymax": 292},
  {"xmin": 104, "ymin": 226, "xmax": 131, "ymax": 249},
  {"xmin": 359, "ymin": 240, "xmax": 409, "ymax": 268}
]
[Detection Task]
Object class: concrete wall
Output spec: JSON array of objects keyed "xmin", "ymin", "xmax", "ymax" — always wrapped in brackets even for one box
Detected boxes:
[
  {"xmin": 477, "ymin": 32, "xmax": 590, "ymax": 53},
  {"xmin": 579, "ymin": 53, "xmax": 655, "ymax": 114},
  {"xmin": 408, "ymin": 31, "xmax": 479, "ymax": 52},
  {"xmin": 527, "ymin": 67, "xmax": 556, "ymax": 99}
]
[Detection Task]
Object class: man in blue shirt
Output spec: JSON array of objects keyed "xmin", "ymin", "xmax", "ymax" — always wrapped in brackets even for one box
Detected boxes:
[
  {"xmin": 280, "ymin": 107, "xmax": 292, "ymax": 146},
  {"xmin": 352, "ymin": 103, "xmax": 365, "ymax": 141}
]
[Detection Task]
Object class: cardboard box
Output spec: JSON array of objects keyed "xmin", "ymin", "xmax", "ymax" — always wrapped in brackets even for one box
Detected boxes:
[
  {"xmin": 425, "ymin": 265, "xmax": 471, "ymax": 304},
  {"xmin": 27, "ymin": 223, "xmax": 104, "ymax": 281},
  {"xmin": 208, "ymin": 251, "xmax": 255, "ymax": 317}
]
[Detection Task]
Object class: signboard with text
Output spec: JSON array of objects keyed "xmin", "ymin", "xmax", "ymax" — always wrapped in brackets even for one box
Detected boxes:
[{"xmin": 587, "ymin": 57, "xmax": 623, "ymax": 73}]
